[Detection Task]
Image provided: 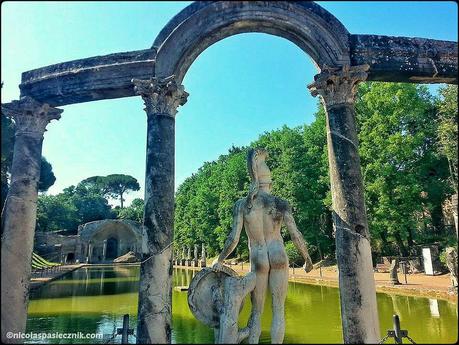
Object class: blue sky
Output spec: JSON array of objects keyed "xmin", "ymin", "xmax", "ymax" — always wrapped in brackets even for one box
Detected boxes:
[{"xmin": 1, "ymin": 1, "xmax": 457, "ymax": 206}]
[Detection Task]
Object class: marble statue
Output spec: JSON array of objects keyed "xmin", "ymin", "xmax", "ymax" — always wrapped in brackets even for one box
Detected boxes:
[
  {"xmin": 188, "ymin": 266, "xmax": 256, "ymax": 343},
  {"xmin": 210, "ymin": 148, "xmax": 313, "ymax": 344}
]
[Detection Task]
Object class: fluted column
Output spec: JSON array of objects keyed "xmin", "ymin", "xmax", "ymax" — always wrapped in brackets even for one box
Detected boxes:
[
  {"xmin": 132, "ymin": 76, "xmax": 188, "ymax": 344},
  {"xmin": 1, "ymin": 96, "xmax": 62, "ymax": 343},
  {"xmin": 308, "ymin": 65, "xmax": 380, "ymax": 343}
]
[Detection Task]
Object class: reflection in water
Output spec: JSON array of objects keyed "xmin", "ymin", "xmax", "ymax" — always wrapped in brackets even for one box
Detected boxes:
[
  {"xmin": 26, "ymin": 267, "xmax": 458, "ymax": 344},
  {"xmin": 429, "ymin": 299, "xmax": 441, "ymax": 318}
]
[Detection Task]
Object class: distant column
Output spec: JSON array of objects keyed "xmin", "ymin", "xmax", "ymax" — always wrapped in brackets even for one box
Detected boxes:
[
  {"xmin": 201, "ymin": 244, "xmax": 207, "ymax": 268},
  {"xmin": 452, "ymin": 194, "xmax": 458, "ymax": 238},
  {"xmin": 193, "ymin": 244, "xmax": 199, "ymax": 267},
  {"xmin": 308, "ymin": 64, "xmax": 379, "ymax": 343},
  {"xmin": 175, "ymin": 248, "xmax": 180, "ymax": 266},
  {"xmin": 1, "ymin": 97, "xmax": 62, "ymax": 343},
  {"xmin": 87, "ymin": 242, "xmax": 93, "ymax": 264},
  {"xmin": 181, "ymin": 247, "xmax": 186, "ymax": 266},
  {"xmin": 187, "ymin": 246, "xmax": 192, "ymax": 266}
]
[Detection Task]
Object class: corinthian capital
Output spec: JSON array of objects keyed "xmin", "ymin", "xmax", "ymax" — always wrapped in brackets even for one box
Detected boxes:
[
  {"xmin": 132, "ymin": 76, "xmax": 188, "ymax": 118},
  {"xmin": 1, "ymin": 96, "xmax": 62, "ymax": 138},
  {"xmin": 308, "ymin": 64, "xmax": 369, "ymax": 107}
]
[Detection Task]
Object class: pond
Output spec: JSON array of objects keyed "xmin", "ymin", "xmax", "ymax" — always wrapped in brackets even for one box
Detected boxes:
[{"xmin": 26, "ymin": 266, "xmax": 458, "ymax": 343}]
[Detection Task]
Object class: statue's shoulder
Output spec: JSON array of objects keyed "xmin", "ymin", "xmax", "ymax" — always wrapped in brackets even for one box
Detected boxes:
[
  {"xmin": 272, "ymin": 196, "xmax": 292, "ymax": 214},
  {"xmin": 233, "ymin": 198, "xmax": 247, "ymax": 212}
]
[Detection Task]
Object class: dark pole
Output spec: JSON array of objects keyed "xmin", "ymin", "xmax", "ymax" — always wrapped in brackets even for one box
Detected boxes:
[
  {"xmin": 121, "ymin": 314, "xmax": 129, "ymax": 344},
  {"xmin": 393, "ymin": 314, "xmax": 402, "ymax": 344}
]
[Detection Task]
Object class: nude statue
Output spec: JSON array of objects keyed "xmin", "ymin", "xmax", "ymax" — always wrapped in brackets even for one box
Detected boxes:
[{"xmin": 212, "ymin": 148, "xmax": 313, "ymax": 344}]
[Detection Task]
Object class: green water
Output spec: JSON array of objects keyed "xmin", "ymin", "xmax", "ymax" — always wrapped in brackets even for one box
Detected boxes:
[{"xmin": 26, "ymin": 266, "xmax": 458, "ymax": 344}]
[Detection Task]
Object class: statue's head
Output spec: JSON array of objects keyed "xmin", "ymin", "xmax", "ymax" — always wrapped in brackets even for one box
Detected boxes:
[{"xmin": 247, "ymin": 148, "xmax": 272, "ymax": 208}]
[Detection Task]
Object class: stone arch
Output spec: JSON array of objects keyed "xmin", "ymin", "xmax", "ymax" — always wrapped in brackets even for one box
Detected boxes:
[
  {"xmin": 78, "ymin": 219, "xmax": 143, "ymax": 263},
  {"xmin": 153, "ymin": 1, "xmax": 350, "ymax": 83},
  {"xmin": 106, "ymin": 237, "xmax": 119, "ymax": 259}
]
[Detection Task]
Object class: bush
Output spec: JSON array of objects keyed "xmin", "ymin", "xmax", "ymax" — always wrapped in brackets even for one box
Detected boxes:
[{"xmin": 285, "ymin": 241, "xmax": 303, "ymax": 266}]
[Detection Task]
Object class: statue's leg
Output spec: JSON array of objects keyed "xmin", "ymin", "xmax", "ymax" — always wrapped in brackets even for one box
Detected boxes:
[
  {"xmin": 269, "ymin": 266, "xmax": 288, "ymax": 344},
  {"xmin": 248, "ymin": 256, "xmax": 269, "ymax": 343}
]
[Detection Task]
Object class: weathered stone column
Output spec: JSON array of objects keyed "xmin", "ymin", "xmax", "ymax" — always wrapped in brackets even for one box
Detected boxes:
[
  {"xmin": 1, "ymin": 96, "xmax": 62, "ymax": 343},
  {"xmin": 187, "ymin": 246, "xmax": 192, "ymax": 266},
  {"xmin": 201, "ymin": 244, "xmax": 207, "ymax": 268},
  {"xmin": 308, "ymin": 65, "xmax": 380, "ymax": 343},
  {"xmin": 389, "ymin": 258, "xmax": 401, "ymax": 285},
  {"xmin": 193, "ymin": 244, "xmax": 199, "ymax": 267},
  {"xmin": 87, "ymin": 242, "xmax": 93, "ymax": 264},
  {"xmin": 132, "ymin": 76, "xmax": 188, "ymax": 344},
  {"xmin": 181, "ymin": 247, "xmax": 186, "ymax": 266}
]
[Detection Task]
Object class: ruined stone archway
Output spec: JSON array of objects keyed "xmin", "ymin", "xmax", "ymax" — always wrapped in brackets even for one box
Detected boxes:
[
  {"xmin": 153, "ymin": 1, "xmax": 350, "ymax": 81},
  {"xmin": 1, "ymin": 1, "xmax": 457, "ymax": 344}
]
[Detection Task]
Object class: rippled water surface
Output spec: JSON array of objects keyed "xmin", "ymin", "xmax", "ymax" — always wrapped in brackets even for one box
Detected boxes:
[{"xmin": 26, "ymin": 266, "xmax": 458, "ymax": 343}]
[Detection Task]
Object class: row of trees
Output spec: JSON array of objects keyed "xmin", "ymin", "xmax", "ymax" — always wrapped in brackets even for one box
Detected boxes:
[{"xmin": 174, "ymin": 83, "xmax": 457, "ymax": 262}]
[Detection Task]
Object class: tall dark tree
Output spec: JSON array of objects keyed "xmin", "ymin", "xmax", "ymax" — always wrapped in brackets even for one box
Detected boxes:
[
  {"xmin": 436, "ymin": 85, "xmax": 458, "ymax": 193},
  {"xmin": 104, "ymin": 174, "xmax": 140, "ymax": 208},
  {"xmin": 356, "ymin": 82, "xmax": 450, "ymax": 256},
  {"xmin": 1, "ymin": 114, "xmax": 56, "ymax": 210},
  {"xmin": 80, "ymin": 174, "xmax": 140, "ymax": 208}
]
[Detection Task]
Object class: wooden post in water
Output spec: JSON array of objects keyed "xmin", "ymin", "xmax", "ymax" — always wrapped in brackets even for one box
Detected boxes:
[
  {"xmin": 121, "ymin": 314, "xmax": 129, "ymax": 344},
  {"xmin": 392, "ymin": 315, "xmax": 402, "ymax": 344}
]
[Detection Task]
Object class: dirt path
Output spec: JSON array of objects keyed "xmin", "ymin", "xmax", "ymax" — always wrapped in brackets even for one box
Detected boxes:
[{"xmin": 175, "ymin": 263, "xmax": 457, "ymax": 302}]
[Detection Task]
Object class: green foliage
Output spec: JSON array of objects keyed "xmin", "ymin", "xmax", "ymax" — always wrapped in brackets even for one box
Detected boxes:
[
  {"xmin": 80, "ymin": 174, "xmax": 140, "ymax": 208},
  {"xmin": 117, "ymin": 198, "xmax": 144, "ymax": 222},
  {"xmin": 174, "ymin": 82, "xmax": 455, "ymax": 261},
  {"xmin": 285, "ymin": 241, "xmax": 303, "ymax": 266},
  {"xmin": 356, "ymin": 82, "xmax": 452, "ymax": 256},
  {"xmin": 36, "ymin": 180, "xmax": 115, "ymax": 233},
  {"xmin": 436, "ymin": 85, "xmax": 458, "ymax": 192},
  {"xmin": 174, "ymin": 111, "xmax": 333, "ymax": 260},
  {"xmin": 38, "ymin": 157, "xmax": 56, "ymax": 192},
  {"xmin": 1, "ymin": 114, "xmax": 57, "ymax": 209}
]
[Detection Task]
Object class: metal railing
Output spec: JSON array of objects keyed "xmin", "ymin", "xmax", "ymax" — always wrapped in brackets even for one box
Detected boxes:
[
  {"xmin": 104, "ymin": 314, "xmax": 135, "ymax": 344},
  {"xmin": 379, "ymin": 315, "xmax": 416, "ymax": 344}
]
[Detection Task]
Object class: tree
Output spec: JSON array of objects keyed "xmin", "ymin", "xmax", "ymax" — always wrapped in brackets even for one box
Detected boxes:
[
  {"xmin": 38, "ymin": 157, "xmax": 56, "ymax": 192},
  {"xmin": 436, "ymin": 85, "xmax": 458, "ymax": 193},
  {"xmin": 356, "ymin": 82, "xmax": 450, "ymax": 256},
  {"xmin": 36, "ymin": 181, "xmax": 115, "ymax": 233},
  {"xmin": 1, "ymin": 114, "xmax": 56, "ymax": 210},
  {"xmin": 104, "ymin": 174, "xmax": 140, "ymax": 208},
  {"xmin": 117, "ymin": 198, "xmax": 145, "ymax": 222},
  {"xmin": 80, "ymin": 174, "xmax": 140, "ymax": 208},
  {"xmin": 174, "ymin": 82, "xmax": 454, "ymax": 261}
]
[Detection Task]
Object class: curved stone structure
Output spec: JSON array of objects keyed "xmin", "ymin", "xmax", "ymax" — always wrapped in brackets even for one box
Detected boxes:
[
  {"xmin": 2, "ymin": 1, "xmax": 458, "ymax": 344},
  {"xmin": 153, "ymin": 1, "xmax": 350, "ymax": 81},
  {"xmin": 17, "ymin": 2, "xmax": 457, "ymax": 106},
  {"xmin": 78, "ymin": 219, "xmax": 144, "ymax": 263}
]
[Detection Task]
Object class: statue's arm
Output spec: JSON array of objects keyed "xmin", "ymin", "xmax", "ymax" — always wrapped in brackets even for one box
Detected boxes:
[
  {"xmin": 214, "ymin": 199, "xmax": 244, "ymax": 265},
  {"xmin": 284, "ymin": 209, "xmax": 313, "ymax": 272}
]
